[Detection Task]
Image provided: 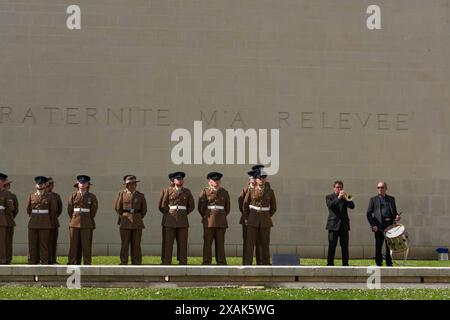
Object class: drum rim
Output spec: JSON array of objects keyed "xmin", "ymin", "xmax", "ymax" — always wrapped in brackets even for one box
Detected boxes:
[{"xmin": 384, "ymin": 223, "xmax": 405, "ymax": 234}]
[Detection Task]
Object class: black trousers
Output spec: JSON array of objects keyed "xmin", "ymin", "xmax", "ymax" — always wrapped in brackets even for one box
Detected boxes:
[
  {"xmin": 375, "ymin": 230, "xmax": 392, "ymax": 266},
  {"xmin": 327, "ymin": 228, "xmax": 349, "ymax": 266}
]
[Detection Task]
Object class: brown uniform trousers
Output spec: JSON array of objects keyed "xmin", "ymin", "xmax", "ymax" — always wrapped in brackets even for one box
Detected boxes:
[
  {"xmin": 243, "ymin": 184, "xmax": 277, "ymax": 265},
  {"xmin": 238, "ymin": 185, "xmax": 262, "ymax": 265},
  {"xmin": 6, "ymin": 192, "xmax": 18, "ymax": 264},
  {"xmin": 48, "ymin": 192, "xmax": 62, "ymax": 264},
  {"xmin": 158, "ymin": 187, "xmax": 180, "ymax": 263},
  {"xmin": 68, "ymin": 191, "xmax": 98, "ymax": 265},
  {"xmin": 161, "ymin": 187, "xmax": 194, "ymax": 265},
  {"xmin": 0, "ymin": 190, "xmax": 14, "ymax": 264},
  {"xmin": 27, "ymin": 191, "xmax": 57, "ymax": 264},
  {"xmin": 114, "ymin": 189, "xmax": 147, "ymax": 265},
  {"xmin": 198, "ymin": 187, "xmax": 230, "ymax": 265}
]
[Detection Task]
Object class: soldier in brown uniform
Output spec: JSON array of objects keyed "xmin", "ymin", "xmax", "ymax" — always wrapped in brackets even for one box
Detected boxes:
[
  {"xmin": 0, "ymin": 174, "xmax": 14, "ymax": 264},
  {"xmin": 4, "ymin": 179, "xmax": 18, "ymax": 264},
  {"xmin": 158, "ymin": 172, "xmax": 176, "ymax": 264},
  {"xmin": 46, "ymin": 177, "xmax": 63, "ymax": 264},
  {"xmin": 68, "ymin": 175, "xmax": 98, "ymax": 265},
  {"xmin": 114, "ymin": 175, "xmax": 147, "ymax": 265},
  {"xmin": 238, "ymin": 170, "xmax": 262, "ymax": 265},
  {"xmin": 198, "ymin": 172, "xmax": 231, "ymax": 265},
  {"xmin": 161, "ymin": 171, "xmax": 195, "ymax": 265},
  {"xmin": 26, "ymin": 176, "xmax": 57, "ymax": 264},
  {"xmin": 243, "ymin": 169, "xmax": 277, "ymax": 265}
]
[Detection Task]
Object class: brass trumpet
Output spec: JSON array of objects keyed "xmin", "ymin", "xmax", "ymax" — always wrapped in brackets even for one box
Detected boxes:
[{"xmin": 344, "ymin": 193, "xmax": 353, "ymax": 202}]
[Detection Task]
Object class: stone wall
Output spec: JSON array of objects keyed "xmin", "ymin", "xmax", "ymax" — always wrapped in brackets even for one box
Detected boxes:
[{"xmin": 1, "ymin": 0, "xmax": 449, "ymax": 259}]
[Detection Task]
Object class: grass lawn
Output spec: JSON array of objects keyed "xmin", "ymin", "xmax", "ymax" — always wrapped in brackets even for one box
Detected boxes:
[
  {"xmin": 9, "ymin": 256, "xmax": 450, "ymax": 267},
  {"xmin": 3, "ymin": 256, "xmax": 449, "ymax": 300},
  {"xmin": 0, "ymin": 287, "xmax": 450, "ymax": 300}
]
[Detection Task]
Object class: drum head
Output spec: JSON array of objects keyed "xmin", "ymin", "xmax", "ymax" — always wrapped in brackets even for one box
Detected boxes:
[{"xmin": 385, "ymin": 224, "xmax": 405, "ymax": 238}]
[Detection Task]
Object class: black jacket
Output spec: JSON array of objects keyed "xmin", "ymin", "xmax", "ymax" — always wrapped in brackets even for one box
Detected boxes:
[
  {"xmin": 366, "ymin": 194, "xmax": 398, "ymax": 228},
  {"xmin": 325, "ymin": 193, "xmax": 355, "ymax": 231}
]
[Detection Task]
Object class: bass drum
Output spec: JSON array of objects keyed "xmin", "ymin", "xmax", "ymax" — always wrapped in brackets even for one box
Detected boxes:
[{"xmin": 384, "ymin": 224, "xmax": 409, "ymax": 253}]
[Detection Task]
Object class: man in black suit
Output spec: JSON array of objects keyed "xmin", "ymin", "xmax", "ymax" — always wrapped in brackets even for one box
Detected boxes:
[
  {"xmin": 325, "ymin": 180, "xmax": 355, "ymax": 266},
  {"xmin": 366, "ymin": 181, "xmax": 400, "ymax": 266}
]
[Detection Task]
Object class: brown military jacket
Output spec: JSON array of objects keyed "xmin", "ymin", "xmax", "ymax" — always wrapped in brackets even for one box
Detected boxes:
[
  {"xmin": 68, "ymin": 191, "xmax": 98, "ymax": 229},
  {"xmin": 48, "ymin": 191, "xmax": 63, "ymax": 228},
  {"xmin": 161, "ymin": 186, "xmax": 195, "ymax": 228},
  {"xmin": 198, "ymin": 187, "xmax": 231, "ymax": 228},
  {"xmin": 26, "ymin": 191, "xmax": 57, "ymax": 229},
  {"xmin": 238, "ymin": 184, "xmax": 253, "ymax": 225},
  {"xmin": 114, "ymin": 189, "xmax": 147, "ymax": 229},
  {"xmin": 0, "ymin": 190, "xmax": 14, "ymax": 227},
  {"xmin": 243, "ymin": 184, "xmax": 277, "ymax": 228}
]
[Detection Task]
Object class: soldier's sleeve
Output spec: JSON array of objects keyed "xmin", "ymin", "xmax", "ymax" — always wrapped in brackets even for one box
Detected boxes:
[
  {"xmin": 186, "ymin": 190, "xmax": 195, "ymax": 215},
  {"xmin": 26, "ymin": 194, "xmax": 32, "ymax": 216},
  {"xmin": 242, "ymin": 189, "xmax": 251, "ymax": 220},
  {"xmin": 67, "ymin": 193, "xmax": 74, "ymax": 218},
  {"xmin": 10, "ymin": 194, "xmax": 18, "ymax": 218},
  {"xmin": 157, "ymin": 189, "xmax": 166, "ymax": 214},
  {"xmin": 56, "ymin": 194, "xmax": 63, "ymax": 217},
  {"xmin": 225, "ymin": 190, "xmax": 231, "ymax": 216},
  {"xmin": 197, "ymin": 189, "xmax": 207, "ymax": 217},
  {"xmin": 90, "ymin": 194, "xmax": 98, "ymax": 218},
  {"xmin": 238, "ymin": 188, "xmax": 245, "ymax": 213},
  {"xmin": 161, "ymin": 189, "xmax": 169, "ymax": 214},
  {"xmin": 5, "ymin": 192, "xmax": 13, "ymax": 218},
  {"xmin": 141, "ymin": 194, "xmax": 148, "ymax": 218},
  {"xmin": 270, "ymin": 189, "xmax": 277, "ymax": 216},
  {"xmin": 49, "ymin": 194, "xmax": 58, "ymax": 220},
  {"xmin": 114, "ymin": 191, "xmax": 123, "ymax": 216}
]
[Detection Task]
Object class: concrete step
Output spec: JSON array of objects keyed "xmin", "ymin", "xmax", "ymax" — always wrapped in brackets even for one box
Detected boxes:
[{"xmin": 1, "ymin": 265, "xmax": 450, "ymax": 287}]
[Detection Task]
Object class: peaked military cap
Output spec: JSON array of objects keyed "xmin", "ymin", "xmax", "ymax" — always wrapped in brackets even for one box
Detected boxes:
[
  {"xmin": 207, "ymin": 172, "xmax": 223, "ymax": 180},
  {"xmin": 34, "ymin": 176, "xmax": 49, "ymax": 184},
  {"xmin": 172, "ymin": 171, "xmax": 186, "ymax": 179}
]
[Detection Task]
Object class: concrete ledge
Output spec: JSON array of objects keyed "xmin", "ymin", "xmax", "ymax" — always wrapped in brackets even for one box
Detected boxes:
[{"xmin": 1, "ymin": 266, "xmax": 450, "ymax": 287}]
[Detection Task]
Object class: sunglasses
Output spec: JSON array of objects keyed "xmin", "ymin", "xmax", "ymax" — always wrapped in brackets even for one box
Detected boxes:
[{"xmin": 377, "ymin": 186, "xmax": 385, "ymax": 189}]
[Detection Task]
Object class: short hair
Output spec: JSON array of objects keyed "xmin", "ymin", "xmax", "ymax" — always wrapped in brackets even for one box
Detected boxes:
[
  {"xmin": 377, "ymin": 181, "xmax": 387, "ymax": 189},
  {"xmin": 333, "ymin": 180, "xmax": 344, "ymax": 187}
]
